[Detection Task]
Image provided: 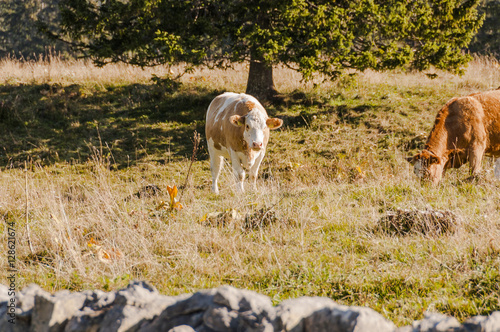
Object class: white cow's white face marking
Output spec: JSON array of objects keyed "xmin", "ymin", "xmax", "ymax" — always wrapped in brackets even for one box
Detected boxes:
[
  {"xmin": 412, "ymin": 154, "xmax": 445, "ymax": 185},
  {"xmin": 495, "ymin": 159, "xmax": 500, "ymax": 179},
  {"xmin": 413, "ymin": 160, "xmax": 424, "ymax": 178},
  {"xmin": 242, "ymin": 109, "xmax": 267, "ymax": 151}
]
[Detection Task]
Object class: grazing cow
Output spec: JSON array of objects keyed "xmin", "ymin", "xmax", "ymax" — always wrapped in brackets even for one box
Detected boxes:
[
  {"xmin": 407, "ymin": 89, "xmax": 500, "ymax": 184},
  {"xmin": 205, "ymin": 92, "xmax": 283, "ymax": 194}
]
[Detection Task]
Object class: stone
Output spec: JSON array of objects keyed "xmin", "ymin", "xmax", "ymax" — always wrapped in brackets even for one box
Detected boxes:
[
  {"xmin": 64, "ymin": 306, "xmax": 107, "ymax": 332},
  {"xmin": 32, "ymin": 290, "xmax": 87, "ymax": 332},
  {"xmin": 213, "ymin": 285, "xmax": 274, "ymax": 318},
  {"xmin": 203, "ymin": 305, "xmax": 239, "ymax": 331},
  {"xmin": 463, "ymin": 311, "xmax": 500, "ymax": 332},
  {"xmin": 83, "ymin": 289, "xmax": 116, "ymax": 311},
  {"xmin": 140, "ymin": 290, "xmax": 215, "ymax": 332},
  {"xmin": 0, "ymin": 284, "xmax": 9, "ymax": 303},
  {"xmin": 18, "ymin": 283, "xmax": 50, "ymax": 317},
  {"xmin": 168, "ymin": 325, "xmax": 197, "ymax": 332},
  {"xmin": 63, "ymin": 290, "xmax": 114, "ymax": 332},
  {"xmin": 303, "ymin": 305, "xmax": 396, "ymax": 332},
  {"xmin": 0, "ymin": 283, "xmax": 50, "ymax": 332},
  {"xmin": 403, "ymin": 312, "xmax": 462, "ymax": 332},
  {"xmin": 2, "ymin": 283, "xmax": 500, "ymax": 332},
  {"xmin": 97, "ymin": 281, "xmax": 177, "ymax": 332},
  {"xmin": 274, "ymin": 296, "xmax": 338, "ymax": 331}
]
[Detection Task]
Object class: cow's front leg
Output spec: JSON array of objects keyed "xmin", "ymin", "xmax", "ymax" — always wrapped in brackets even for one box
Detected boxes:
[
  {"xmin": 230, "ymin": 150, "xmax": 245, "ymax": 192},
  {"xmin": 468, "ymin": 141, "xmax": 486, "ymax": 178},
  {"xmin": 249, "ymin": 151, "xmax": 265, "ymax": 190},
  {"xmin": 210, "ymin": 155, "xmax": 223, "ymax": 194},
  {"xmin": 208, "ymin": 139, "xmax": 224, "ymax": 194}
]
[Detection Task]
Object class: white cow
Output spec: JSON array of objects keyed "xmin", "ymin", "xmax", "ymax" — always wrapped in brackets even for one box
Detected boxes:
[{"xmin": 205, "ymin": 92, "xmax": 283, "ymax": 194}]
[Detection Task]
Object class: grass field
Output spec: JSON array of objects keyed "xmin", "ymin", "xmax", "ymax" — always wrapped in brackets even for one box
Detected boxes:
[{"xmin": 1, "ymin": 55, "xmax": 500, "ymax": 326}]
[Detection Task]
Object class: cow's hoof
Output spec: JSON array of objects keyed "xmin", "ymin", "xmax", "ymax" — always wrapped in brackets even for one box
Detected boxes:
[{"xmin": 465, "ymin": 174, "xmax": 483, "ymax": 183}]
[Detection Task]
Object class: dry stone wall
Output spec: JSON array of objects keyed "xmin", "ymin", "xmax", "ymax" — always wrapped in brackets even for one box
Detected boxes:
[{"xmin": 1, "ymin": 281, "xmax": 499, "ymax": 332}]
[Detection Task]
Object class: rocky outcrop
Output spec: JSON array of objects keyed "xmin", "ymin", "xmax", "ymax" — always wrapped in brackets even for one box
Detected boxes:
[{"xmin": 1, "ymin": 281, "xmax": 499, "ymax": 332}]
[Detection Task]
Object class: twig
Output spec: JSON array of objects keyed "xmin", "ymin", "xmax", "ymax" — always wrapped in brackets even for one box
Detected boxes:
[
  {"xmin": 105, "ymin": 142, "xmax": 117, "ymax": 166},
  {"xmin": 25, "ymin": 161, "xmax": 35, "ymax": 255},
  {"xmin": 96, "ymin": 122, "xmax": 103, "ymax": 161},
  {"xmin": 180, "ymin": 131, "xmax": 201, "ymax": 199}
]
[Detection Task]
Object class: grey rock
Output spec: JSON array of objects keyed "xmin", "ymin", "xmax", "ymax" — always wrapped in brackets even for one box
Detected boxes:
[
  {"xmin": 97, "ymin": 281, "xmax": 176, "ymax": 332},
  {"xmin": 143, "ymin": 288, "xmax": 216, "ymax": 328},
  {"xmin": 83, "ymin": 289, "xmax": 115, "ymax": 311},
  {"xmin": 64, "ymin": 307, "xmax": 108, "ymax": 332},
  {"xmin": 203, "ymin": 305, "xmax": 239, "ymax": 331},
  {"xmin": 19, "ymin": 283, "xmax": 50, "ymax": 317},
  {"xmin": 0, "ymin": 284, "xmax": 11, "ymax": 326},
  {"xmin": 113, "ymin": 281, "xmax": 158, "ymax": 307},
  {"xmin": 140, "ymin": 292, "xmax": 213, "ymax": 332},
  {"xmin": 213, "ymin": 286, "xmax": 274, "ymax": 318},
  {"xmin": 167, "ymin": 325, "xmax": 197, "ymax": 332},
  {"xmin": 141, "ymin": 311, "xmax": 205, "ymax": 332},
  {"xmin": 303, "ymin": 305, "xmax": 396, "ymax": 332},
  {"xmin": 275, "ymin": 297, "xmax": 395, "ymax": 332},
  {"xmin": 0, "ymin": 284, "xmax": 9, "ymax": 303},
  {"xmin": 275, "ymin": 297, "xmax": 338, "ymax": 331},
  {"xmin": 463, "ymin": 311, "xmax": 500, "ymax": 332},
  {"xmin": 0, "ymin": 284, "xmax": 48, "ymax": 332},
  {"xmin": 237, "ymin": 310, "xmax": 275, "ymax": 332},
  {"xmin": 402, "ymin": 312, "xmax": 461, "ymax": 332},
  {"xmin": 63, "ymin": 290, "xmax": 114, "ymax": 332},
  {"xmin": 2, "ymin": 283, "xmax": 500, "ymax": 332},
  {"xmin": 210, "ymin": 286, "xmax": 276, "ymax": 332},
  {"xmin": 32, "ymin": 290, "xmax": 87, "ymax": 332}
]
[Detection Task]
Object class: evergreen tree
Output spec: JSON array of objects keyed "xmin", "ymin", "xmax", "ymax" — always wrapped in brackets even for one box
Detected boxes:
[
  {"xmin": 468, "ymin": 0, "xmax": 500, "ymax": 58},
  {"xmin": 0, "ymin": 0, "xmax": 70, "ymax": 58},
  {"xmin": 47, "ymin": 0, "xmax": 483, "ymax": 100}
]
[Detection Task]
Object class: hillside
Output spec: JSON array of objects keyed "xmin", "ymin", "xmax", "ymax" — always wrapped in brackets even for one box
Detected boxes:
[{"xmin": 1, "ymin": 56, "xmax": 500, "ymax": 326}]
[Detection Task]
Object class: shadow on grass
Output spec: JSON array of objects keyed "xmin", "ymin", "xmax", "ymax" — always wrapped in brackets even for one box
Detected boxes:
[
  {"xmin": 273, "ymin": 90, "xmax": 390, "ymax": 128},
  {"xmin": 0, "ymin": 83, "xmax": 222, "ymax": 168},
  {"xmin": 0, "ymin": 83, "xmax": 419, "ymax": 168}
]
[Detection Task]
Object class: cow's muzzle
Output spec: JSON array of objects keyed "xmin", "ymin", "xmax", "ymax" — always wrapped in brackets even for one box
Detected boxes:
[{"xmin": 251, "ymin": 142, "xmax": 263, "ymax": 150}]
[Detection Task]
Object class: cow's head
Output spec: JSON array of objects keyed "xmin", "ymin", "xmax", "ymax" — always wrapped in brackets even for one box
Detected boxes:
[
  {"xmin": 407, "ymin": 150, "xmax": 445, "ymax": 185},
  {"xmin": 230, "ymin": 111, "xmax": 283, "ymax": 150}
]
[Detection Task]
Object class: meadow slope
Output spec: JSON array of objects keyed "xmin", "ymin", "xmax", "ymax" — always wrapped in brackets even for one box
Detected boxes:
[{"xmin": 1, "ymin": 56, "xmax": 500, "ymax": 326}]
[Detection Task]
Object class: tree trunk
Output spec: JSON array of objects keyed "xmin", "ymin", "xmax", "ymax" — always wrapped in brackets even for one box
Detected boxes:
[{"xmin": 245, "ymin": 59, "xmax": 279, "ymax": 102}]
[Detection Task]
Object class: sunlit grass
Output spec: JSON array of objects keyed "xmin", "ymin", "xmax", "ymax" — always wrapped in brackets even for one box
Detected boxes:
[{"xmin": 0, "ymin": 55, "xmax": 500, "ymax": 326}]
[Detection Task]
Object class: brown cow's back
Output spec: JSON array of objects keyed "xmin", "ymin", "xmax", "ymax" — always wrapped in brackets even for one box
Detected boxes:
[
  {"xmin": 469, "ymin": 90, "xmax": 500, "ymax": 154},
  {"xmin": 411, "ymin": 89, "xmax": 500, "ymax": 184},
  {"xmin": 425, "ymin": 90, "xmax": 500, "ymax": 157}
]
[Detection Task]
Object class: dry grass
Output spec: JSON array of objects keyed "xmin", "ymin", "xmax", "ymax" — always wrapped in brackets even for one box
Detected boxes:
[
  {"xmin": 1, "ymin": 55, "xmax": 500, "ymax": 326},
  {"xmin": 6, "ymin": 53, "xmax": 497, "ymax": 92}
]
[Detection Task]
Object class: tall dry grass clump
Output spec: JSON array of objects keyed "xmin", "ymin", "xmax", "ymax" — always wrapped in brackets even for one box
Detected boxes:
[
  {"xmin": 1, "ymin": 52, "xmax": 499, "ymax": 93},
  {"xmin": 1, "ymin": 54, "xmax": 500, "ymax": 326},
  {"xmin": 0, "ymin": 53, "xmax": 173, "ymax": 86}
]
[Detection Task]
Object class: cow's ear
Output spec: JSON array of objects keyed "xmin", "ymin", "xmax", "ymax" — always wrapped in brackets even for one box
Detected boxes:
[
  {"xmin": 230, "ymin": 115, "xmax": 245, "ymax": 127},
  {"xmin": 266, "ymin": 117, "xmax": 283, "ymax": 130},
  {"xmin": 407, "ymin": 154, "xmax": 420, "ymax": 165}
]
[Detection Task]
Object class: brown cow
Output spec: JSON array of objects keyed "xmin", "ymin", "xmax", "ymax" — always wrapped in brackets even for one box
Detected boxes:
[
  {"xmin": 408, "ymin": 89, "xmax": 500, "ymax": 184},
  {"xmin": 206, "ymin": 92, "xmax": 283, "ymax": 194}
]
